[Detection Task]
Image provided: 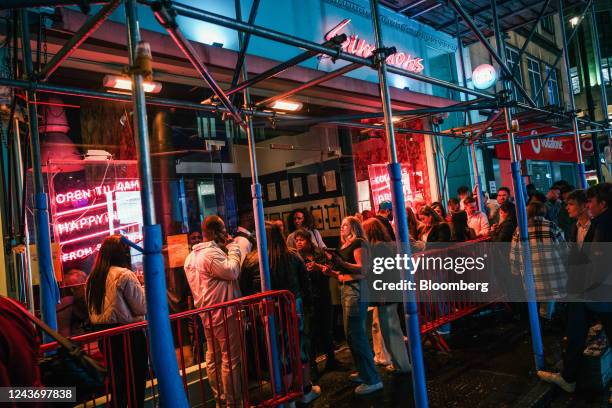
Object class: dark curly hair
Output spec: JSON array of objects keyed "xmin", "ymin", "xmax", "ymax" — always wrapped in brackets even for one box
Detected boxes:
[{"xmin": 287, "ymin": 208, "xmax": 314, "ymax": 233}]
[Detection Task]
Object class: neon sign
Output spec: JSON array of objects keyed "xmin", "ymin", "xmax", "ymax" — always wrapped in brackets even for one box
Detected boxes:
[
  {"xmin": 325, "ymin": 19, "xmax": 425, "ymax": 74},
  {"xmin": 61, "ymin": 244, "xmax": 102, "ymax": 262},
  {"xmin": 51, "ymin": 176, "xmax": 143, "ymax": 275},
  {"xmin": 368, "ymin": 163, "xmax": 414, "ymax": 207},
  {"xmin": 56, "ymin": 212, "xmax": 118, "ymax": 236},
  {"xmin": 55, "ymin": 180, "xmax": 140, "ymax": 205}
]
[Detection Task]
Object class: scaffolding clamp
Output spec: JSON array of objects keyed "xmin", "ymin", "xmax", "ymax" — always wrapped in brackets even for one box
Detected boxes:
[
  {"xmin": 372, "ymin": 46, "xmax": 397, "ymax": 66},
  {"xmin": 150, "ymin": 0, "xmax": 178, "ymax": 29}
]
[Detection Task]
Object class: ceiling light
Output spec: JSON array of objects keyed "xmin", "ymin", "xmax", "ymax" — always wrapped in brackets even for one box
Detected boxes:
[
  {"xmin": 102, "ymin": 75, "xmax": 162, "ymax": 94},
  {"xmin": 569, "ymin": 17, "xmax": 579, "ymax": 27},
  {"xmin": 392, "ymin": 116, "xmax": 402, "ymax": 123},
  {"xmin": 269, "ymin": 100, "xmax": 303, "ymax": 111}
]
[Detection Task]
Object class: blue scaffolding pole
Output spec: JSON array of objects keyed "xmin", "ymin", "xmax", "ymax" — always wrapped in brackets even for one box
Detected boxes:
[
  {"xmin": 370, "ymin": 1, "xmax": 428, "ymax": 407},
  {"xmin": 19, "ymin": 9, "xmax": 60, "ymax": 336},
  {"xmin": 558, "ymin": 0, "xmax": 588, "ymax": 189},
  {"xmin": 124, "ymin": 1, "xmax": 189, "ymax": 406},
  {"xmin": 490, "ymin": 0, "xmax": 544, "ymax": 369},
  {"xmin": 234, "ymin": 0, "xmax": 283, "ymax": 397}
]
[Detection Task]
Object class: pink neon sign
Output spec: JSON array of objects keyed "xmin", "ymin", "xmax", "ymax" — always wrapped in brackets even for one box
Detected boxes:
[
  {"xmin": 56, "ymin": 212, "xmax": 117, "ymax": 236},
  {"xmin": 325, "ymin": 19, "xmax": 425, "ymax": 74},
  {"xmin": 52, "ymin": 177, "xmax": 142, "ymax": 273},
  {"xmin": 368, "ymin": 163, "xmax": 413, "ymax": 207},
  {"xmin": 54, "ymin": 180, "xmax": 140, "ymax": 205},
  {"xmin": 61, "ymin": 243, "xmax": 102, "ymax": 262}
]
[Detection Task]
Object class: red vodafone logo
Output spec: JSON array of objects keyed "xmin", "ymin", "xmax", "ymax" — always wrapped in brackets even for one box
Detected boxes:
[{"xmin": 581, "ymin": 139, "xmax": 593, "ymax": 153}]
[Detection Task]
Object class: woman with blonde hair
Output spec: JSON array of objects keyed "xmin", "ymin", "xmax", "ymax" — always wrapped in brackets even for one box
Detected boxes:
[
  {"xmin": 363, "ymin": 218, "xmax": 411, "ymax": 374},
  {"xmin": 323, "ymin": 216, "xmax": 382, "ymax": 395}
]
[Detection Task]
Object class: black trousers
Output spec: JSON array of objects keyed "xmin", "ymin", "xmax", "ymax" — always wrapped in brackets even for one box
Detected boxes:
[
  {"xmin": 311, "ymin": 296, "xmax": 336, "ymax": 363},
  {"xmin": 561, "ymin": 303, "xmax": 612, "ymax": 383},
  {"xmin": 98, "ymin": 327, "xmax": 148, "ymax": 408}
]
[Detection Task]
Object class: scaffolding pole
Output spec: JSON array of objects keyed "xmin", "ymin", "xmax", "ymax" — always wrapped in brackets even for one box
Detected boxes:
[
  {"xmin": 447, "ymin": 0, "xmax": 537, "ymax": 108},
  {"xmin": 234, "ymin": 0, "xmax": 283, "ymax": 396},
  {"xmin": 37, "ymin": 0, "xmax": 121, "ymax": 81},
  {"xmin": 491, "ymin": 0, "xmax": 544, "ymax": 370},
  {"xmin": 370, "ymin": 1, "xmax": 428, "ymax": 406},
  {"xmin": 20, "ymin": 9, "xmax": 60, "ymax": 334},
  {"xmin": 558, "ymin": 0, "xmax": 588, "ymax": 188},
  {"xmin": 166, "ymin": 0, "xmax": 496, "ymax": 101},
  {"xmin": 124, "ymin": 1, "xmax": 189, "ymax": 406},
  {"xmin": 590, "ymin": 3, "xmax": 611, "ymax": 181}
]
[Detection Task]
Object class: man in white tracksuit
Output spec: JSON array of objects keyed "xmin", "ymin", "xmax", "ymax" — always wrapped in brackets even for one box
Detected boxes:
[{"xmin": 184, "ymin": 215, "xmax": 243, "ymax": 407}]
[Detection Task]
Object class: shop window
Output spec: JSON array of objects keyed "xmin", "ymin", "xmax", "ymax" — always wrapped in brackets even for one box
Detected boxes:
[
  {"xmin": 352, "ymin": 119, "xmax": 431, "ymax": 209},
  {"xmin": 505, "ymin": 46, "xmax": 524, "ymax": 103},
  {"xmin": 602, "ymin": 57, "xmax": 612, "ymax": 87},
  {"xmin": 545, "ymin": 65, "xmax": 560, "ymax": 106},
  {"xmin": 541, "ymin": 16, "xmax": 555, "ymax": 34},
  {"xmin": 527, "ymin": 56, "xmax": 544, "ymax": 107},
  {"xmin": 570, "ymin": 66, "xmax": 581, "ymax": 94}
]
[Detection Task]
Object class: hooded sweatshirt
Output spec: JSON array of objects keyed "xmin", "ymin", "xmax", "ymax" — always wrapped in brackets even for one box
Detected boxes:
[{"xmin": 184, "ymin": 241, "xmax": 242, "ymax": 325}]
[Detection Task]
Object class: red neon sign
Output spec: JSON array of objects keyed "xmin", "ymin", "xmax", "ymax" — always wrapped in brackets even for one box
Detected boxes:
[
  {"xmin": 325, "ymin": 19, "xmax": 425, "ymax": 74},
  {"xmin": 59, "ymin": 222, "xmax": 141, "ymax": 246},
  {"xmin": 61, "ymin": 244, "xmax": 102, "ymax": 262},
  {"xmin": 368, "ymin": 163, "xmax": 414, "ymax": 207},
  {"xmin": 55, "ymin": 180, "xmax": 140, "ymax": 205},
  {"xmin": 56, "ymin": 212, "xmax": 120, "ymax": 236}
]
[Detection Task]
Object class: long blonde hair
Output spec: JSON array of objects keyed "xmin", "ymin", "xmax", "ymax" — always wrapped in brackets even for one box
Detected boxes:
[{"xmin": 341, "ymin": 216, "xmax": 365, "ymax": 246}]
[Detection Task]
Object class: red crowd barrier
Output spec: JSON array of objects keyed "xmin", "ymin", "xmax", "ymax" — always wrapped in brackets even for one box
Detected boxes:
[
  {"xmin": 40, "ymin": 290, "xmax": 303, "ymax": 407},
  {"xmin": 413, "ymin": 238, "xmax": 496, "ymax": 350}
]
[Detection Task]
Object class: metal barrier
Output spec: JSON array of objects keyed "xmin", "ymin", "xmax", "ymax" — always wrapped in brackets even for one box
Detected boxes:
[
  {"xmin": 414, "ymin": 238, "xmax": 495, "ymax": 351},
  {"xmin": 40, "ymin": 290, "xmax": 303, "ymax": 407}
]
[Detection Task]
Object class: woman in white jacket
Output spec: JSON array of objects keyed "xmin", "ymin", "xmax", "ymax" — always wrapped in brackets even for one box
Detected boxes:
[{"xmin": 86, "ymin": 235, "xmax": 147, "ymax": 408}]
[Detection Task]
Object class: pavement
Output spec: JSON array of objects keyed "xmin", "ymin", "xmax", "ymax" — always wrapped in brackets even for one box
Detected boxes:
[{"xmin": 306, "ymin": 309, "xmax": 611, "ymax": 408}]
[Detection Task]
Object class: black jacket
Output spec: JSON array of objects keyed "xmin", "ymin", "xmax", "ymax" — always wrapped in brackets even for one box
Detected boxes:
[
  {"xmin": 376, "ymin": 215, "xmax": 396, "ymax": 241},
  {"xmin": 426, "ymin": 223, "xmax": 451, "ymax": 243},
  {"xmin": 490, "ymin": 217, "xmax": 517, "ymax": 242},
  {"xmin": 240, "ymin": 251, "xmax": 312, "ymax": 309},
  {"xmin": 579, "ymin": 209, "xmax": 612, "ymax": 311}
]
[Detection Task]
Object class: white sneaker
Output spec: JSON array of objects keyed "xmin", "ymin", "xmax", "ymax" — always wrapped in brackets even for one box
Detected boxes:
[
  {"xmin": 354, "ymin": 382, "xmax": 383, "ymax": 395},
  {"xmin": 537, "ymin": 371, "xmax": 576, "ymax": 393},
  {"xmin": 299, "ymin": 385, "xmax": 321, "ymax": 404}
]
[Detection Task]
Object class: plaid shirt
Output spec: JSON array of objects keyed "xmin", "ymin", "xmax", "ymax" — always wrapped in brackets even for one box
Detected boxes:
[{"xmin": 510, "ymin": 216, "xmax": 568, "ymax": 300}]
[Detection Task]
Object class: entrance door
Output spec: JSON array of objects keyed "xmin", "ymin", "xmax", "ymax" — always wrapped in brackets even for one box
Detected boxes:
[{"xmin": 528, "ymin": 161, "xmax": 552, "ymax": 192}]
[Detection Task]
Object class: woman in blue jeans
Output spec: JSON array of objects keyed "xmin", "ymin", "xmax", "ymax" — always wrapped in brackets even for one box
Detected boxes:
[{"xmin": 324, "ymin": 216, "xmax": 383, "ymax": 395}]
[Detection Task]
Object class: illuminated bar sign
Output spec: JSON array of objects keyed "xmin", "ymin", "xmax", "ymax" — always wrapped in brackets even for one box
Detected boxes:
[
  {"xmin": 51, "ymin": 178, "xmax": 143, "ymax": 278},
  {"xmin": 368, "ymin": 163, "xmax": 413, "ymax": 209},
  {"xmin": 325, "ymin": 19, "xmax": 425, "ymax": 73},
  {"xmin": 54, "ymin": 180, "xmax": 140, "ymax": 205}
]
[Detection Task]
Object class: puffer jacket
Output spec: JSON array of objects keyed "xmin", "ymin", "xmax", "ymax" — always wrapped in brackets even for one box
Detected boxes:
[
  {"xmin": 184, "ymin": 241, "xmax": 242, "ymax": 325},
  {"xmin": 88, "ymin": 266, "xmax": 146, "ymax": 325}
]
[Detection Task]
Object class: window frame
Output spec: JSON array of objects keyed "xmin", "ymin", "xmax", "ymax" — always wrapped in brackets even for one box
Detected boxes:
[{"xmin": 527, "ymin": 55, "xmax": 544, "ymax": 107}]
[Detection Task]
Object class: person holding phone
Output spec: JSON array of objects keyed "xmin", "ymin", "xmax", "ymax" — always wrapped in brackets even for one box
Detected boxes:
[
  {"xmin": 184, "ymin": 215, "xmax": 243, "ymax": 407},
  {"xmin": 322, "ymin": 216, "xmax": 382, "ymax": 395},
  {"xmin": 294, "ymin": 229, "xmax": 338, "ymax": 375}
]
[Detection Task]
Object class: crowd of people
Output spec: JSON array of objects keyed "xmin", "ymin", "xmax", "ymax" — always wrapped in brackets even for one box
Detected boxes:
[{"xmin": 2, "ymin": 180, "xmax": 611, "ymax": 406}]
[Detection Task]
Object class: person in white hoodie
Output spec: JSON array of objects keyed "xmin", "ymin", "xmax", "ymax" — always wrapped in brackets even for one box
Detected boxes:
[{"xmin": 184, "ymin": 215, "xmax": 243, "ymax": 407}]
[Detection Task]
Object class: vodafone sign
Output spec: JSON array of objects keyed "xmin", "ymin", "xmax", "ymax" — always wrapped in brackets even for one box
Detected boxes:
[{"xmin": 496, "ymin": 129, "xmax": 578, "ymax": 162}]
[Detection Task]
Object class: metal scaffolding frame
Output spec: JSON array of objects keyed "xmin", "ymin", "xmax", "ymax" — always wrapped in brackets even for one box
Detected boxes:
[{"xmin": 1, "ymin": 0, "xmax": 611, "ymax": 406}]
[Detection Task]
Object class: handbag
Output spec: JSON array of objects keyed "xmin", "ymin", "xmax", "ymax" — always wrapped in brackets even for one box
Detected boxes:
[{"xmin": 5, "ymin": 297, "xmax": 107, "ymax": 400}]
